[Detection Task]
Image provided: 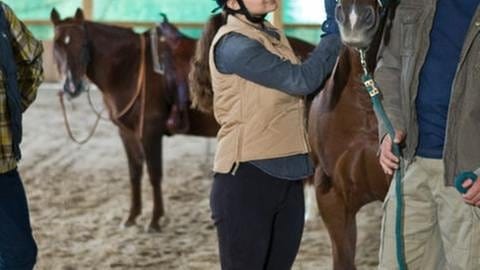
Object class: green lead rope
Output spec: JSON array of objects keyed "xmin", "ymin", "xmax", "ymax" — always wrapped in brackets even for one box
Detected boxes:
[
  {"xmin": 359, "ymin": 50, "xmax": 407, "ymax": 270},
  {"xmin": 455, "ymin": 171, "xmax": 478, "ymax": 194}
]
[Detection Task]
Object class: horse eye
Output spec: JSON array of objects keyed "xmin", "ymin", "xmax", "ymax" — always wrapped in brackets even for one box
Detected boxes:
[{"xmin": 64, "ymin": 35, "xmax": 71, "ymax": 45}]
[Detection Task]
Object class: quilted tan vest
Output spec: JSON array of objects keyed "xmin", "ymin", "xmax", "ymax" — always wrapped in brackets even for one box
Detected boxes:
[{"xmin": 209, "ymin": 15, "xmax": 310, "ymax": 173}]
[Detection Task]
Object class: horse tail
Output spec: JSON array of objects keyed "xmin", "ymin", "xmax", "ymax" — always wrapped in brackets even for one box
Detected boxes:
[{"xmin": 189, "ymin": 12, "xmax": 226, "ymax": 114}]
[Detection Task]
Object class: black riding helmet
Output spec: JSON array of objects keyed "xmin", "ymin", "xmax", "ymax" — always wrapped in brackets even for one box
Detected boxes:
[{"xmin": 213, "ymin": 0, "xmax": 267, "ymax": 24}]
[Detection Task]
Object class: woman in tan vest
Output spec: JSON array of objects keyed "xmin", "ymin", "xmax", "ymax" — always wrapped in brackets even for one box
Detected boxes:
[{"xmin": 189, "ymin": 0, "xmax": 340, "ymax": 269}]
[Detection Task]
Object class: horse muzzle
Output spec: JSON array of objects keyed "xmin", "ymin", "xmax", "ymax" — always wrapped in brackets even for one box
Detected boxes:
[{"xmin": 63, "ymin": 76, "xmax": 86, "ymax": 99}]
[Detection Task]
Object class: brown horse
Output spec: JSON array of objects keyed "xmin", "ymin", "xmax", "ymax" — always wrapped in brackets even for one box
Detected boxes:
[
  {"xmin": 308, "ymin": 0, "xmax": 397, "ymax": 269},
  {"xmin": 50, "ymin": 8, "xmax": 219, "ymax": 232}
]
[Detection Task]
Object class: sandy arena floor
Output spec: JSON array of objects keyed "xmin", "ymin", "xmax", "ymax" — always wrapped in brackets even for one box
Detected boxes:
[{"xmin": 19, "ymin": 85, "xmax": 383, "ymax": 270}]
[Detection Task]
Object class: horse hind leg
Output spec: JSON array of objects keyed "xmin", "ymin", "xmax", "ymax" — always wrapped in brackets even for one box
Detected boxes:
[
  {"xmin": 304, "ymin": 176, "xmax": 319, "ymax": 222},
  {"xmin": 305, "ymin": 165, "xmax": 331, "ymax": 222},
  {"xmin": 119, "ymin": 130, "xmax": 145, "ymax": 228},
  {"xmin": 143, "ymin": 133, "xmax": 165, "ymax": 233}
]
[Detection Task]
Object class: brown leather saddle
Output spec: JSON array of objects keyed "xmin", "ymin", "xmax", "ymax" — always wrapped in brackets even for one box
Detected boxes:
[{"xmin": 151, "ymin": 14, "xmax": 190, "ymax": 134}]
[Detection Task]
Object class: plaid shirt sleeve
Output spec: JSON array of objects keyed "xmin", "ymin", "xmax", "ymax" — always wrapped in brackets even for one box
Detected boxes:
[{"xmin": 2, "ymin": 3, "xmax": 43, "ymax": 112}]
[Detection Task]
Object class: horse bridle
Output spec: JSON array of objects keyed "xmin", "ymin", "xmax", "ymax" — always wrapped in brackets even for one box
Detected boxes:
[
  {"xmin": 55, "ymin": 22, "xmax": 148, "ymax": 143},
  {"xmin": 54, "ymin": 22, "xmax": 92, "ymax": 98},
  {"xmin": 54, "ymin": 23, "xmax": 92, "ymax": 70}
]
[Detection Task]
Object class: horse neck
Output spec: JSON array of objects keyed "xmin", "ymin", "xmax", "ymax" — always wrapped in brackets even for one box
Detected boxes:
[
  {"xmin": 84, "ymin": 22, "xmax": 141, "ymax": 92},
  {"xmin": 340, "ymin": 48, "xmax": 365, "ymax": 95},
  {"xmin": 334, "ymin": 47, "xmax": 377, "ymax": 114}
]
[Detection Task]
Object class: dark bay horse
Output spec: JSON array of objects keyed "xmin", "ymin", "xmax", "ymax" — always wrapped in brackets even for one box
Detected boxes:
[
  {"xmin": 50, "ymin": 8, "xmax": 219, "ymax": 232},
  {"xmin": 308, "ymin": 0, "xmax": 397, "ymax": 269}
]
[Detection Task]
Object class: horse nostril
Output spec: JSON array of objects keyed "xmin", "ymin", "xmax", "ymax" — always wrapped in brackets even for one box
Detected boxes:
[{"xmin": 335, "ymin": 5, "xmax": 346, "ymax": 25}]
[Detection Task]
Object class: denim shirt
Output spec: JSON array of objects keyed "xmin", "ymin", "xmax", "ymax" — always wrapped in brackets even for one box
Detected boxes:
[{"xmin": 213, "ymin": 12, "xmax": 340, "ymax": 180}]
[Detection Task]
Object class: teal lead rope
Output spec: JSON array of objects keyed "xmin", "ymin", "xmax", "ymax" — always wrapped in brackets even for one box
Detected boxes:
[
  {"xmin": 455, "ymin": 171, "xmax": 478, "ymax": 194},
  {"xmin": 359, "ymin": 50, "xmax": 407, "ymax": 270}
]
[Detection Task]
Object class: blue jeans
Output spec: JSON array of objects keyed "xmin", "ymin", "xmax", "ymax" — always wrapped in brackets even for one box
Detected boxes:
[{"xmin": 0, "ymin": 169, "xmax": 37, "ymax": 270}]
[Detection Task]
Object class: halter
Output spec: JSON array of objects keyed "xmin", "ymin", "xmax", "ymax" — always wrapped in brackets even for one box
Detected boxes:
[
  {"xmin": 54, "ymin": 23, "xmax": 92, "ymax": 98},
  {"xmin": 54, "ymin": 23, "xmax": 92, "ymax": 68}
]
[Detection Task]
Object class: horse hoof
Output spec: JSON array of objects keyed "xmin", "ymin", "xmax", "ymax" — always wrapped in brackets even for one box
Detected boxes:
[
  {"xmin": 146, "ymin": 224, "xmax": 161, "ymax": 233},
  {"xmin": 123, "ymin": 219, "xmax": 137, "ymax": 228},
  {"xmin": 146, "ymin": 216, "xmax": 169, "ymax": 233}
]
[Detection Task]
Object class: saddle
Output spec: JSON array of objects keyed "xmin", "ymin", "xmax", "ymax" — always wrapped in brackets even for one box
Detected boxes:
[{"xmin": 150, "ymin": 14, "xmax": 190, "ymax": 134}]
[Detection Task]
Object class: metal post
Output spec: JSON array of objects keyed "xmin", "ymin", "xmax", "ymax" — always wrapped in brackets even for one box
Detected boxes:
[{"xmin": 83, "ymin": 0, "xmax": 93, "ymax": 20}]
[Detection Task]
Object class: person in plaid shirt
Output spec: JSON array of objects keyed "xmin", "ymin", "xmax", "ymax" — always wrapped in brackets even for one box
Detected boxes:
[{"xmin": 0, "ymin": 2, "xmax": 43, "ymax": 269}]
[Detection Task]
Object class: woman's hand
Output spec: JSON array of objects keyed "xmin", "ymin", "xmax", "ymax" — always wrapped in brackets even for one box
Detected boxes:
[{"xmin": 321, "ymin": 0, "xmax": 340, "ymax": 36}]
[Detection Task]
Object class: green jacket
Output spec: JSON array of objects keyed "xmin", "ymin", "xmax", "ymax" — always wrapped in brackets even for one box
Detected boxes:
[{"xmin": 374, "ymin": 0, "xmax": 480, "ymax": 185}]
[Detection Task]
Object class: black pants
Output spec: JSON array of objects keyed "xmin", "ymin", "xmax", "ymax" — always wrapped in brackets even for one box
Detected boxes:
[
  {"xmin": 210, "ymin": 163, "xmax": 305, "ymax": 270},
  {"xmin": 0, "ymin": 169, "xmax": 37, "ymax": 270}
]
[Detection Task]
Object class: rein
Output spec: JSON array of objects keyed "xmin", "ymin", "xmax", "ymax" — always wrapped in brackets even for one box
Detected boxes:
[
  {"xmin": 58, "ymin": 90, "xmax": 102, "ymax": 144},
  {"xmin": 86, "ymin": 86, "xmax": 109, "ymax": 120},
  {"xmin": 110, "ymin": 34, "xmax": 147, "ymax": 139},
  {"xmin": 358, "ymin": 49, "xmax": 406, "ymax": 270}
]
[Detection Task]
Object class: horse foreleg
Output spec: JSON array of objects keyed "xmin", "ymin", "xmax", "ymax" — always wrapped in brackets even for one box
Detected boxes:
[
  {"xmin": 143, "ymin": 134, "xmax": 164, "ymax": 232},
  {"xmin": 119, "ymin": 130, "xmax": 145, "ymax": 227},
  {"xmin": 316, "ymin": 180, "xmax": 357, "ymax": 270}
]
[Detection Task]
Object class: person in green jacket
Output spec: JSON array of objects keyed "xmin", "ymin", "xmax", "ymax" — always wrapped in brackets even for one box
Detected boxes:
[{"xmin": 376, "ymin": 0, "xmax": 480, "ymax": 268}]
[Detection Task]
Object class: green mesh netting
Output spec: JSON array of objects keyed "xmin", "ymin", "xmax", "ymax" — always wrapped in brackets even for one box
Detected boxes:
[{"xmin": 3, "ymin": 0, "xmax": 325, "ymax": 43}]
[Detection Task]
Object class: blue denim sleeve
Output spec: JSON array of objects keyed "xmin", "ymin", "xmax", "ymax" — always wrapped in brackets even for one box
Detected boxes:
[
  {"xmin": 321, "ymin": 0, "xmax": 340, "ymax": 36},
  {"xmin": 214, "ymin": 32, "xmax": 341, "ymax": 96}
]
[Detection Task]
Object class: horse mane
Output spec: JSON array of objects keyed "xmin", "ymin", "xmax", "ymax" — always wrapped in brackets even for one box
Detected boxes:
[
  {"xmin": 189, "ymin": 12, "xmax": 226, "ymax": 114},
  {"xmin": 85, "ymin": 21, "xmax": 136, "ymax": 37}
]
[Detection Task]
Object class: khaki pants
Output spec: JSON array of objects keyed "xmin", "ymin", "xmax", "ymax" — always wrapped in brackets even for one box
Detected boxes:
[{"xmin": 378, "ymin": 157, "xmax": 480, "ymax": 270}]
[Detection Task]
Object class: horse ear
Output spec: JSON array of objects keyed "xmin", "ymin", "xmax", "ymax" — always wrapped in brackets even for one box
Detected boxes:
[
  {"xmin": 74, "ymin": 8, "xmax": 85, "ymax": 21},
  {"xmin": 50, "ymin": 8, "xmax": 61, "ymax": 24},
  {"xmin": 159, "ymin": 13, "xmax": 169, "ymax": 23}
]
